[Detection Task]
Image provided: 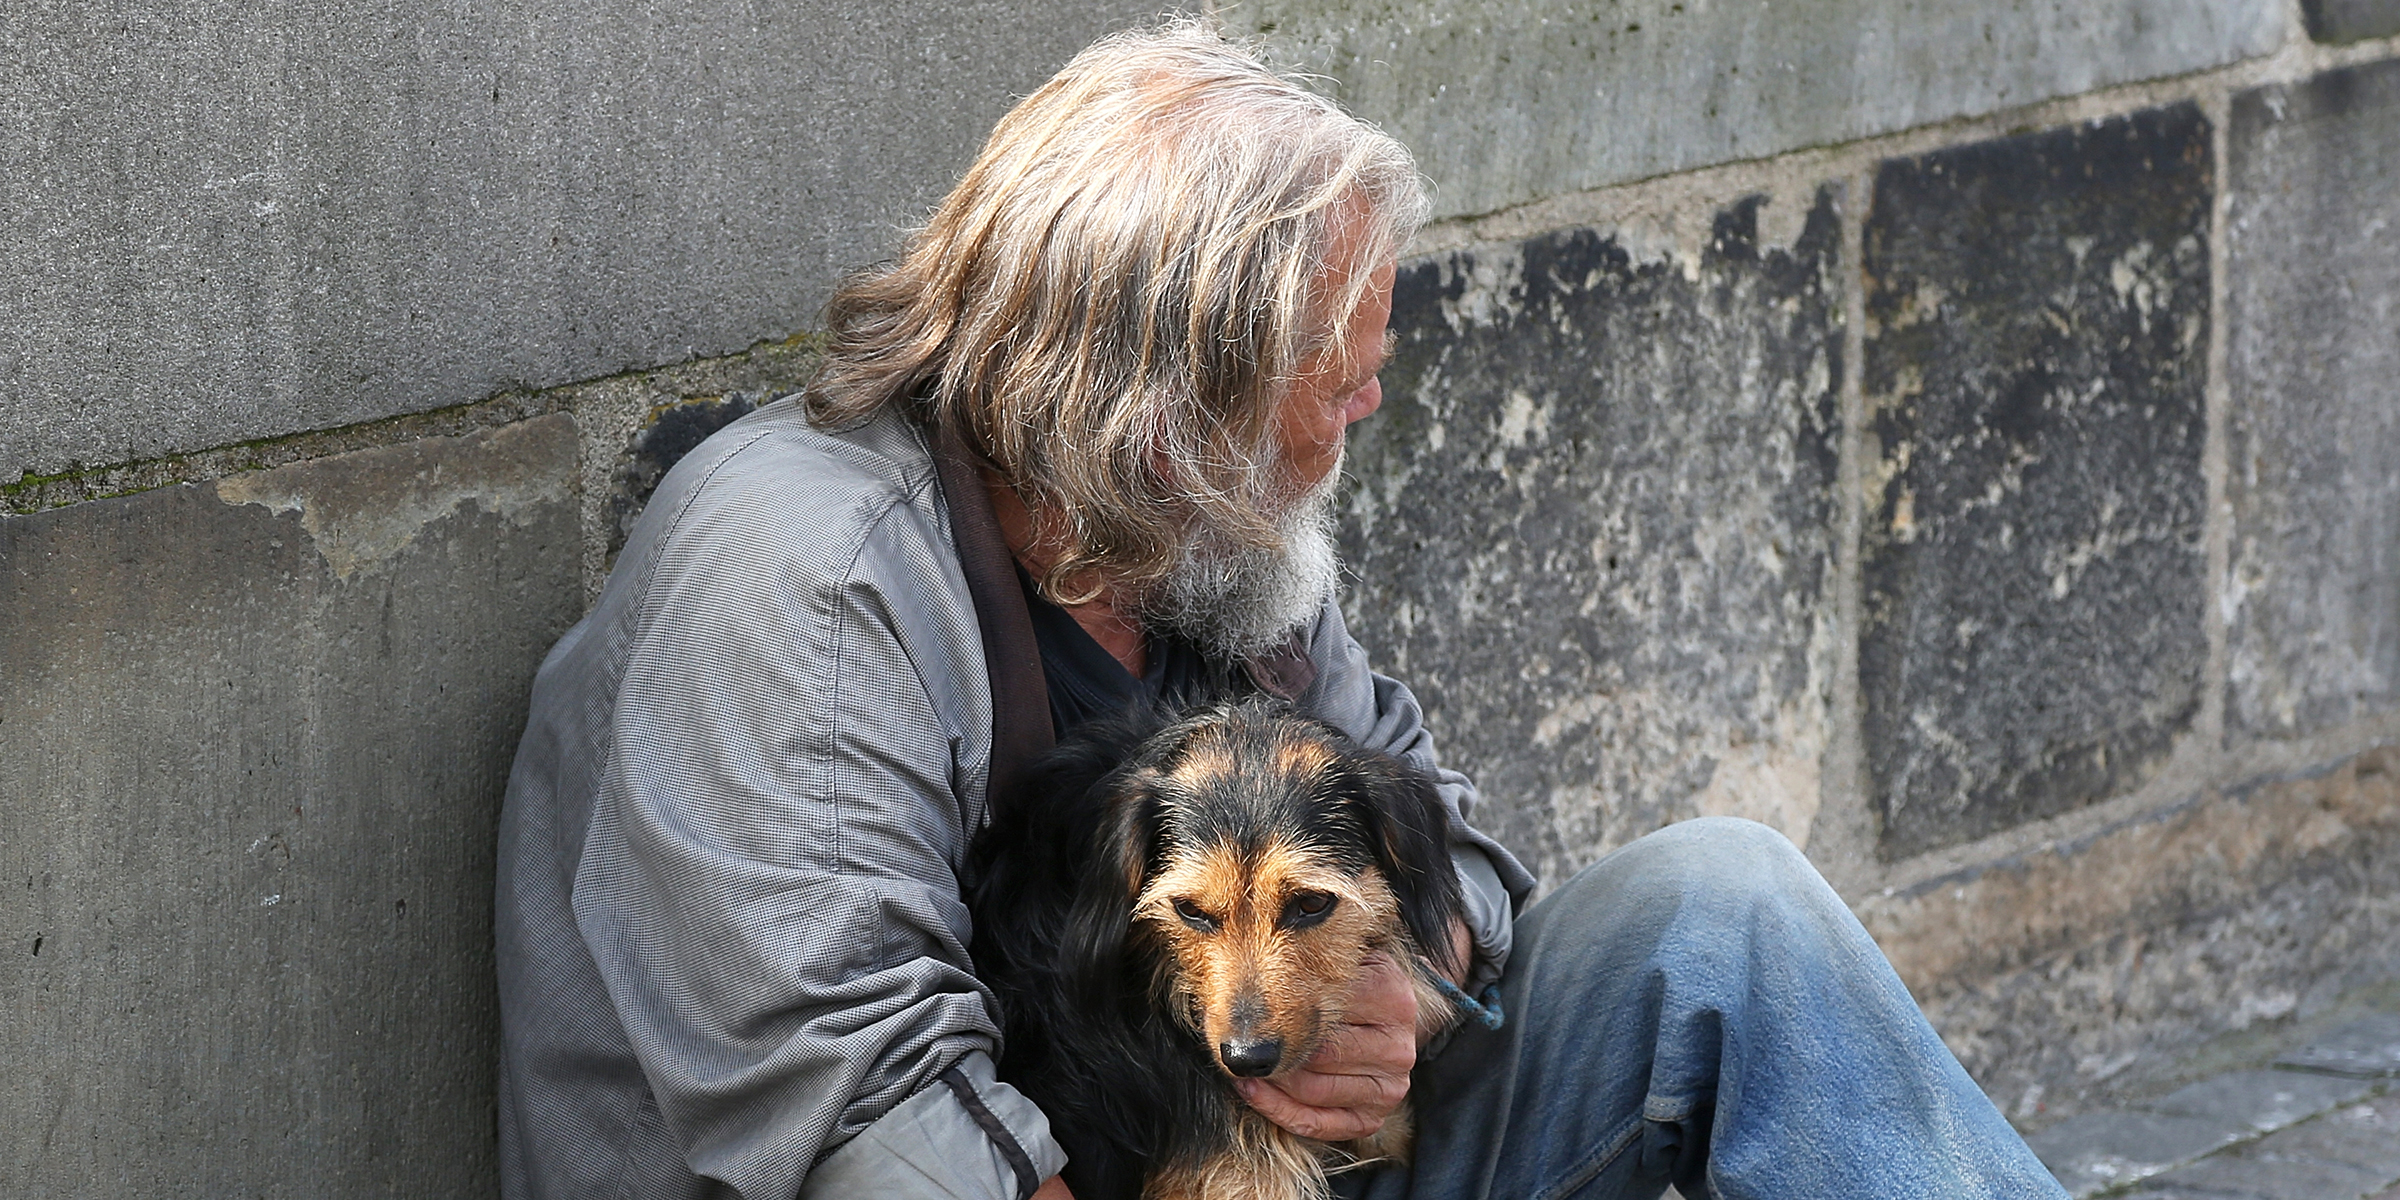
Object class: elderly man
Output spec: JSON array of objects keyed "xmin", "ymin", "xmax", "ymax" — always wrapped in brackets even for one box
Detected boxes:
[{"xmin": 495, "ymin": 23, "xmax": 2066, "ymax": 1200}]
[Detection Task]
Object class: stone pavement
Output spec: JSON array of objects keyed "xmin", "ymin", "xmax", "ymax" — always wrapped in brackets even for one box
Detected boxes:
[{"xmin": 2024, "ymin": 1006, "xmax": 2400, "ymax": 1199}]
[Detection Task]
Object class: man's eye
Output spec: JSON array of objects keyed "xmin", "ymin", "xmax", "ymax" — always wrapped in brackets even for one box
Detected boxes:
[
  {"xmin": 1173, "ymin": 899, "xmax": 1218, "ymax": 929},
  {"xmin": 1281, "ymin": 892, "xmax": 1337, "ymax": 927}
]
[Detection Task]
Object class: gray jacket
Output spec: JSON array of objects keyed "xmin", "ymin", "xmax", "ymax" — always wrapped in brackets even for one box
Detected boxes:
[{"xmin": 495, "ymin": 398, "xmax": 1534, "ymax": 1200}]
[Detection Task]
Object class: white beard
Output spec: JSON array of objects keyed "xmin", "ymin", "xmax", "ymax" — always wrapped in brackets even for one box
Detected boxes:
[{"xmin": 1148, "ymin": 453, "xmax": 1344, "ymax": 661}]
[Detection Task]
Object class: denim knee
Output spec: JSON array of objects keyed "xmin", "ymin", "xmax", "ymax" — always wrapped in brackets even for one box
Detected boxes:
[{"xmin": 1546, "ymin": 816, "xmax": 1821, "ymax": 914}]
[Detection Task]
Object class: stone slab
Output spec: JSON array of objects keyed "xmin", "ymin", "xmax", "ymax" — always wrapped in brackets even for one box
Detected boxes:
[
  {"xmin": 1248, "ymin": 0, "xmax": 2283, "ymax": 220},
  {"xmin": 0, "ymin": 416, "xmax": 581, "ymax": 1196},
  {"xmin": 2242, "ymin": 1091, "xmax": 2400, "ymax": 1177},
  {"xmin": 1859, "ymin": 104, "xmax": 2213, "ymax": 859},
  {"xmin": 0, "ymin": 0, "xmax": 1156, "ymax": 481},
  {"xmin": 1337, "ymin": 188, "xmax": 1843, "ymax": 884},
  {"xmin": 2275, "ymin": 1013, "xmax": 2400, "ymax": 1077},
  {"xmin": 2302, "ymin": 0, "xmax": 2400, "ymax": 42},
  {"xmin": 2149, "ymin": 1069, "xmax": 2378, "ymax": 1132},
  {"xmin": 2223, "ymin": 59, "xmax": 2400, "ymax": 741},
  {"xmin": 2026, "ymin": 1108, "xmax": 2250, "ymax": 1197},
  {"xmin": 2139, "ymin": 1151, "xmax": 2392, "ymax": 1199}
]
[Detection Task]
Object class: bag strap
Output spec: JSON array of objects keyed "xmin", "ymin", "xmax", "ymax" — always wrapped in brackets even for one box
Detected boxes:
[{"xmin": 930, "ymin": 423, "xmax": 1057, "ymax": 806}]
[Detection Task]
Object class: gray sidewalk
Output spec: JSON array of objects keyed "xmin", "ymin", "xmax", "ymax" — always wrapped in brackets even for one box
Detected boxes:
[{"xmin": 2023, "ymin": 994, "xmax": 2400, "ymax": 1200}]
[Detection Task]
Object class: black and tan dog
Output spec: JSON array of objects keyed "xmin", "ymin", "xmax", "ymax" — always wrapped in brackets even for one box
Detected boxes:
[{"xmin": 967, "ymin": 698, "xmax": 1465, "ymax": 1200}]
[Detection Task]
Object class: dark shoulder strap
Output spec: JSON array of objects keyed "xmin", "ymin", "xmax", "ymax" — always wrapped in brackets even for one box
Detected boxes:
[
  {"xmin": 1243, "ymin": 633, "xmax": 1319, "ymax": 702},
  {"xmin": 930, "ymin": 423, "xmax": 1056, "ymax": 806}
]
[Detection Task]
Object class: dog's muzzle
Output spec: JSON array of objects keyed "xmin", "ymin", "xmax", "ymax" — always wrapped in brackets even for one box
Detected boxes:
[{"xmin": 1218, "ymin": 1037, "xmax": 1284, "ymax": 1077}]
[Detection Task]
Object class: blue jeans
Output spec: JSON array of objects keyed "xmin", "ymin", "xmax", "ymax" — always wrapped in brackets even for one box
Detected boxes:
[{"xmin": 1342, "ymin": 818, "xmax": 2067, "ymax": 1200}]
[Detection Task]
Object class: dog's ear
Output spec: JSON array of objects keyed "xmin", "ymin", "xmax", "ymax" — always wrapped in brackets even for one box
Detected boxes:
[
  {"xmin": 1060, "ymin": 767, "xmax": 1167, "ymax": 1004},
  {"xmin": 1353, "ymin": 756, "xmax": 1466, "ymax": 979}
]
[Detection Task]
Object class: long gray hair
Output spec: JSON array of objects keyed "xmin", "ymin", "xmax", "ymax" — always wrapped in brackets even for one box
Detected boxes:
[{"xmin": 805, "ymin": 20, "xmax": 1428, "ymax": 606}]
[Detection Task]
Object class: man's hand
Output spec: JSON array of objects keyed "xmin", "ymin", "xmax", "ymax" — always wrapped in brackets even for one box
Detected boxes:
[{"xmin": 1233, "ymin": 950, "xmax": 1418, "ymax": 1141}]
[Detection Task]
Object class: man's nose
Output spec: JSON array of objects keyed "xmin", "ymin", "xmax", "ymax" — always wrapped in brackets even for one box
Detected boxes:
[{"xmin": 1343, "ymin": 375, "xmax": 1383, "ymax": 427}]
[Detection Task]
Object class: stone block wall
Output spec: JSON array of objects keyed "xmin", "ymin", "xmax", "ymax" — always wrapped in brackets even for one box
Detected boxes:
[
  {"xmin": 1316, "ymin": 8, "xmax": 2400, "ymax": 1127},
  {"xmin": 4, "ymin": 0, "xmax": 2397, "ymax": 1188}
]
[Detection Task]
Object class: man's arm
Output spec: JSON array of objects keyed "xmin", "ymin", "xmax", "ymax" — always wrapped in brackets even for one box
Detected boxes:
[{"xmin": 571, "ymin": 475, "xmax": 1062, "ymax": 1200}]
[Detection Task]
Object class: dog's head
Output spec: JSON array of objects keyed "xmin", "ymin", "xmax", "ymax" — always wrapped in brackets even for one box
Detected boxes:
[{"xmin": 1070, "ymin": 699, "xmax": 1463, "ymax": 1081}]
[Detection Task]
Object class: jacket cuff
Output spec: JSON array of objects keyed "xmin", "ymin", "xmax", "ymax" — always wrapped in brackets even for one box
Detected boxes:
[
  {"xmin": 1451, "ymin": 844, "xmax": 1515, "ymax": 994},
  {"xmin": 801, "ymin": 1051, "xmax": 1066, "ymax": 1200}
]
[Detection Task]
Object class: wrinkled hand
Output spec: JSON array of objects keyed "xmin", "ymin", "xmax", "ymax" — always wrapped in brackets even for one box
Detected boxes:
[{"xmin": 1234, "ymin": 950, "xmax": 1418, "ymax": 1142}]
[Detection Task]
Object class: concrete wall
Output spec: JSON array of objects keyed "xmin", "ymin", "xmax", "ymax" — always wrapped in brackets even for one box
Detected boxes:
[{"xmin": 5, "ymin": 0, "xmax": 2399, "ymax": 1189}]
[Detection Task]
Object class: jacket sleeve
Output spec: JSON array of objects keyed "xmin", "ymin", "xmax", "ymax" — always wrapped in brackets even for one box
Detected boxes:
[
  {"xmin": 571, "ymin": 480, "xmax": 1062, "ymax": 1200},
  {"xmin": 1294, "ymin": 597, "xmax": 1538, "ymax": 992}
]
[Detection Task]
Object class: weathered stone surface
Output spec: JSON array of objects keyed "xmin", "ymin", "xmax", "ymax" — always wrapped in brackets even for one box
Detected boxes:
[
  {"xmin": 2025, "ymin": 1108, "xmax": 2247, "ymax": 1197},
  {"xmin": 2148, "ymin": 1070, "xmax": 2377, "ymax": 1133},
  {"xmin": 1338, "ymin": 188, "xmax": 1842, "ymax": 885},
  {"xmin": 2302, "ymin": 0, "xmax": 2400, "ymax": 42},
  {"xmin": 2224, "ymin": 60, "xmax": 2400, "ymax": 741},
  {"xmin": 0, "ymin": 0, "xmax": 1156, "ymax": 481},
  {"xmin": 2275, "ymin": 1013, "xmax": 2400, "ymax": 1077},
  {"xmin": 1250, "ymin": 0, "xmax": 2282, "ymax": 220},
  {"xmin": 0, "ymin": 417, "xmax": 580, "ymax": 1196},
  {"xmin": 1861, "ymin": 747, "xmax": 2400, "ymax": 1128},
  {"xmin": 1859, "ymin": 104, "xmax": 2213, "ymax": 859}
]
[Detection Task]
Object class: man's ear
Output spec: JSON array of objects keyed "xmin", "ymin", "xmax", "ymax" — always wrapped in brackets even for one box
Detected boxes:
[{"xmin": 1355, "ymin": 756, "xmax": 1465, "ymax": 979}]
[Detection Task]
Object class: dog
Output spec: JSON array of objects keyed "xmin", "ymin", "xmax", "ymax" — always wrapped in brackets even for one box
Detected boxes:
[{"xmin": 966, "ymin": 698, "xmax": 1466, "ymax": 1200}]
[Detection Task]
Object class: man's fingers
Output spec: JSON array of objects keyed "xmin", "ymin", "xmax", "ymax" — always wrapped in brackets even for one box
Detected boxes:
[
  {"xmin": 1296, "ymin": 1019, "xmax": 1416, "ymax": 1087},
  {"xmin": 1235, "ymin": 1077, "xmax": 1387, "ymax": 1142},
  {"xmin": 1262, "ymin": 1060, "xmax": 1410, "ymax": 1112}
]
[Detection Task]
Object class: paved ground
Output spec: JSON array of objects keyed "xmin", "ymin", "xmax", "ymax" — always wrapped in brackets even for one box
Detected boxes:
[
  {"xmin": 1650, "ymin": 986, "xmax": 2400, "ymax": 1199},
  {"xmin": 2023, "ymin": 999, "xmax": 2400, "ymax": 1199}
]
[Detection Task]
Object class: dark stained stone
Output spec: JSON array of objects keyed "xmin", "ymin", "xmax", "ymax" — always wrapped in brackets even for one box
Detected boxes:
[
  {"xmin": 609, "ymin": 390, "xmax": 765, "ymax": 556},
  {"xmin": 1339, "ymin": 189, "xmax": 1843, "ymax": 885},
  {"xmin": 0, "ymin": 416, "xmax": 580, "ymax": 1196},
  {"xmin": 2301, "ymin": 0, "xmax": 2400, "ymax": 43},
  {"xmin": 2224, "ymin": 60, "xmax": 2400, "ymax": 741},
  {"xmin": 1860, "ymin": 105, "xmax": 2212, "ymax": 860}
]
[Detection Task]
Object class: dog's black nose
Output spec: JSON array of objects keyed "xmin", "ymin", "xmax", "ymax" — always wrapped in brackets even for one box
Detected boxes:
[{"xmin": 1218, "ymin": 1038, "xmax": 1283, "ymax": 1077}]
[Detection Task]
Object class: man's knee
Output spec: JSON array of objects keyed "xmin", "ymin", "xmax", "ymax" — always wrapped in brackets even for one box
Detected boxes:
[{"xmin": 1524, "ymin": 816, "xmax": 1830, "ymax": 943}]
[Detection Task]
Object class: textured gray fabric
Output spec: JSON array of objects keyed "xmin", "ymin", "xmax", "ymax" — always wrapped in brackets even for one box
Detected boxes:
[{"xmin": 495, "ymin": 397, "xmax": 1534, "ymax": 1199}]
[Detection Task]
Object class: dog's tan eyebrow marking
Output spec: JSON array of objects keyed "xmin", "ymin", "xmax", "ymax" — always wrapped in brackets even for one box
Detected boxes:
[
  {"xmin": 1271, "ymin": 736, "xmax": 1335, "ymax": 780},
  {"xmin": 1164, "ymin": 743, "xmax": 1240, "ymax": 790}
]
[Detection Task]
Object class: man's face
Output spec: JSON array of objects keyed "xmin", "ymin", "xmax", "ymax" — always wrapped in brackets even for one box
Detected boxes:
[
  {"xmin": 1146, "ymin": 251, "xmax": 1396, "ymax": 659},
  {"xmin": 1272, "ymin": 257, "xmax": 1397, "ymax": 497}
]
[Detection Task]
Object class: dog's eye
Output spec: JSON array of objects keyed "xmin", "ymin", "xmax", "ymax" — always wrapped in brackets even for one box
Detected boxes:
[
  {"xmin": 1281, "ymin": 891, "xmax": 1337, "ymax": 928},
  {"xmin": 1172, "ymin": 898, "xmax": 1219, "ymax": 930}
]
